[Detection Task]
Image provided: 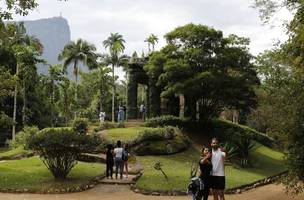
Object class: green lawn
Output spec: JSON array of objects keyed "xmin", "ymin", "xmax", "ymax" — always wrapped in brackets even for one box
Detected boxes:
[
  {"xmin": 0, "ymin": 147, "xmax": 32, "ymax": 160},
  {"xmin": 136, "ymin": 144, "xmax": 286, "ymax": 192},
  {"xmin": 106, "ymin": 127, "xmax": 147, "ymax": 142},
  {"xmin": 0, "ymin": 156, "xmax": 105, "ymax": 191}
]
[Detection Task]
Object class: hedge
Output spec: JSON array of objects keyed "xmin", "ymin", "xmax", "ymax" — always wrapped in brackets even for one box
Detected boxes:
[
  {"xmin": 99, "ymin": 126, "xmax": 190, "ymax": 155},
  {"xmin": 145, "ymin": 115, "xmax": 186, "ymax": 128},
  {"xmin": 209, "ymin": 119, "xmax": 274, "ymax": 147}
]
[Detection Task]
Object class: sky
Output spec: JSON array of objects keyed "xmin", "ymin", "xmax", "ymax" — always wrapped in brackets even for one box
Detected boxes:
[{"xmin": 11, "ymin": 0, "xmax": 291, "ymax": 79}]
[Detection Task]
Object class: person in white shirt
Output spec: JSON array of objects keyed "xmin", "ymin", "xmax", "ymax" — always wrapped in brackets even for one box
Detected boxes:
[
  {"xmin": 210, "ymin": 138, "xmax": 226, "ymax": 200},
  {"xmin": 114, "ymin": 140, "xmax": 124, "ymax": 179}
]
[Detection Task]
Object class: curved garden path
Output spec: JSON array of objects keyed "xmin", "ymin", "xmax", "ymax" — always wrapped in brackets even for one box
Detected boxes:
[{"xmin": 0, "ymin": 184, "xmax": 302, "ymax": 200}]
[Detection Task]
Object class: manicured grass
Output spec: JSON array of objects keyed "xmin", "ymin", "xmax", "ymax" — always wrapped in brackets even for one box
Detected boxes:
[
  {"xmin": 0, "ymin": 156, "xmax": 105, "ymax": 190},
  {"xmin": 0, "ymin": 147, "xmax": 32, "ymax": 160},
  {"xmin": 136, "ymin": 144, "xmax": 286, "ymax": 192},
  {"xmin": 106, "ymin": 127, "xmax": 147, "ymax": 142}
]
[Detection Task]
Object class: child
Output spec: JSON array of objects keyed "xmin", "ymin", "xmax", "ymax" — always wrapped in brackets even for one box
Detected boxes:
[
  {"xmin": 106, "ymin": 144, "xmax": 114, "ymax": 179},
  {"xmin": 123, "ymin": 144, "xmax": 129, "ymax": 178}
]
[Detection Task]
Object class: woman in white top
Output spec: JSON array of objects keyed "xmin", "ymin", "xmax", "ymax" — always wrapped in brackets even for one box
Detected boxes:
[{"xmin": 114, "ymin": 140, "xmax": 124, "ymax": 179}]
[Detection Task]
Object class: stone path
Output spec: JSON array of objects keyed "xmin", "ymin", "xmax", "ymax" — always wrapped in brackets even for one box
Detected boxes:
[
  {"xmin": 99, "ymin": 174, "xmax": 137, "ymax": 185},
  {"xmin": 0, "ymin": 184, "xmax": 302, "ymax": 200}
]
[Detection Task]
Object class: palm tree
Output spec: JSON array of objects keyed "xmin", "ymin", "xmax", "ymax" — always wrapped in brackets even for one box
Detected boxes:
[
  {"xmin": 145, "ymin": 34, "xmax": 158, "ymax": 53},
  {"xmin": 103, "ymin": 33, "xmax": 126, "ymax": 122},
  {"xmin": 59, "ymin": 39, "xmax": 97, "ymax": 105}
]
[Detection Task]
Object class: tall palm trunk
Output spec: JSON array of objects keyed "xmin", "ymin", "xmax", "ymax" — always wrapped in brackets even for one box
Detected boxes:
[
  {"xmin": 22, "ymin": 78, "xmax": 26, "ymax": 126},
  {"xmin": 74, "ymin": 60, "xmax": 78, "ymax": 119},
  {"xmin": 51, "ymin": 79, "xmax": 55, "ymax": 127},
  {"xmin": 125, "ymin": 71, "xmax": 128, "ymax": 121},
  {"xmin": 112, "ymin": 64, "xmax": 115, "ymax": 122},
  {"xmin": 12, "ymin": 63, "xmax": 19, "ymax": 140}
]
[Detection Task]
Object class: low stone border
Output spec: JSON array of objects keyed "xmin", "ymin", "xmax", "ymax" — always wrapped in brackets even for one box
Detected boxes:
[
  {"xmin": 0, "ymin": 174, "xmax": 106, "ymax": 194},
  {"xmin": 130, "ymin": 171, "xmax": 288, "ymax": 196}
]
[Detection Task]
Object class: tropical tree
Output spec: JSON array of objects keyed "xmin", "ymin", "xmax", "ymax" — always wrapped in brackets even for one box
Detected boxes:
[
  {"xmin": 58, "ymin": 39, "xmax": 98, "ymax": 105},
  {"xmin": 77, "ymin": 64, "xmax": 112, "ymax": 119},
  {"xmin": 254, "ymin": 0, "xmax": 304, "ymax": 194},
  {"xmin": 3, "ymin": 22, "xmax": 42, "ymax": 139},
  {"xmin": 103, "ymin": 33, "xmax": 126, "ymax": 122},
  {"xmin": 145, "ymin": 24, "xmax": 259, "ymax": 121},
  {"xmin": 145, "ymin": 34, "xmax": 158, "ymax": 52}
]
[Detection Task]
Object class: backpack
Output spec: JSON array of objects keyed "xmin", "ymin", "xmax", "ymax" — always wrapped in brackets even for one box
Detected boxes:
[
  {"xmin": 122, "ymin": 150, "xmax": 128, "ymax": 161},
  {"xmin": 187, "ymin": 177, "xmax": 205, "ymax": 197}
]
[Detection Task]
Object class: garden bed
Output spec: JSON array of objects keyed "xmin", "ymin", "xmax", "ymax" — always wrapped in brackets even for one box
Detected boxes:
[
  {"xmin": 134, "ymin": 144, "xmax": 286, "ymax": 193},
  {"xmin": 0, "ymin": 156, "xmax": 105, "ymax": 193},
  {"xmin": 99, "ymin": 126, "xmax": 190, "ymax": 155},
  {"xmin": 0, "ymin": 147, "xmax": 34, "ymax": 160}
]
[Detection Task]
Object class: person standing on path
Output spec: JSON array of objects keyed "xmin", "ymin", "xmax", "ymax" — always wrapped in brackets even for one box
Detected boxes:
[
  {"xmin": 117, "ymin": 104, "xmax": 125, "ymax": 126},
  {"xmin": 105, "ymin": 144, "xmax": 114, "ymax": 179},
  {"xmin": 198, "ymin": 147, "xmax": 212, "ymax": 200},
  {"xmin": 114, "ymin": 140, "xmax": 124, "ymax": 179},
  {"xmin": 210, "ymin": 138, "xmax": 226, "ymax": 200},
  {"xmin": 139, "ymin": 103, "xmax": 146, "ymax": 120},
  {"xmin": 123, "ymin": 143, "xmax": 130, "ymax": 178}
]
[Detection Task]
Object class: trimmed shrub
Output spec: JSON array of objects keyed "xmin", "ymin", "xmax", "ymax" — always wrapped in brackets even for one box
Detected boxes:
[
  {"xmin": 28, "ymin": 127, "xmax": 101, "ymax": 179},
  {"xmin": 134, "ymin": 133, "xmax": 190, "ymax": 155},
  {"xmin": 99, "ymin": 121, "xmax": 117, "ymax": 130},
  {"xmin": 9, "ymin": 126, "xmax": 39, "ymax": 149},
  {"xmin": 209, "ymin": 119, "xmax": 274, "ymax": 147},
  {"xmin": 145, "ymin": 115, "xmax": 185, "ymax": 128},
  {"xmin": 72, "ymin": 118, "xmax": 89, "ymax": 134}
]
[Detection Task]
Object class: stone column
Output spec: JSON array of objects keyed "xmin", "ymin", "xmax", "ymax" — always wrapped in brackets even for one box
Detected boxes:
[{"xmin": 127, "ymin": 74, "xmax": 138, "ymax": 119}]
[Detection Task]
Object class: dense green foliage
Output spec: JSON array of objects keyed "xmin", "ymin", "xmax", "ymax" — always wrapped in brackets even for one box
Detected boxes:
[
  {"xmin": 145, "ymin": 24, "xmax": 259, "ymax": 121},
  {"xmin": 72, "ymin": 118, "xmax": 89, "ymax": 134},
  {"xmin": 28, "ymin": 128, "xmax": 100, "ymax": 179},
  {"xmin": 8, "ymin": 126, "xmax": 38, "ymax": 149},
  {"xmin": 145, "ymin": 115, "xmax": 185, "ymax": 128},
  {"xmin": 210, "ymin": 119, "xmax": 274, "ymax": 147},
  {"xmin": 254, "ymin": 0, "xmax": 304, "ymax": 193}
]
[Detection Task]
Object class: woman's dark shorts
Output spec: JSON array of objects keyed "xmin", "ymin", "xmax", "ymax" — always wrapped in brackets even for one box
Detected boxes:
[{"xmin": 210, "ymin": 176, "xmax": 225, "ymax": 190}]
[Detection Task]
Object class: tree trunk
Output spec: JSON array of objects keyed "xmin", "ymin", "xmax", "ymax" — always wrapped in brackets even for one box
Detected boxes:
[
  {"xmin": 12, "ymin": 63, "xmax": 19, "ymax": 140},
  {"xmin": 51, "ymin": 79, "xmax": 55, "ymax": 127},
  {"xmin": 22, "ymin": 79, "xmax": 26, "ymax": 126},
  {"xmin": 112, "ymin": 64, "xmax": 115, "ymax": 122},
  {"xmin": 179, "ymin": 94, "xmax": 185, "ymax": 118},
  {"xmin": 125, "ymin": 71, "xmax": 128, "ymax": 121},
  {"xmin": 74, "ymin": 60, "xmax": 78, "ymax": 119}
]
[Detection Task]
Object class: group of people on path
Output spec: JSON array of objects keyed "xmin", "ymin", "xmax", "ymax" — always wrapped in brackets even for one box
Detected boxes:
[
  {"xmin": 105, "ymin": 140, "xmax": 129, "ymax": 179},
  {"xmin": 105, "ymin": 136, "xmax": 226, "ymax": 200},
  {"xmin": 189, "ymin": 137, "xmax": 226, "ymax": 200},
  {"xmin": 100, "ymin": 103, "xmax": 146, "ymax": 125}
]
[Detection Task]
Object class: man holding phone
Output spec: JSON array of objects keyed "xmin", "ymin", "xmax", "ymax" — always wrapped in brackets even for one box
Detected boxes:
[{"xmin": 210, "ymin": 137, "xmax": 226, "ymax": 200}]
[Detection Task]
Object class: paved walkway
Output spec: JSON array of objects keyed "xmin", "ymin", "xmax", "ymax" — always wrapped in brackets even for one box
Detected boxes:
[
  {"xmin": 99, "ymin": 174, "xmax": 137, "ymax": 184},
  {"xmin": 0, "ymin": 184, "xmax": 302, "ymax": 200}
]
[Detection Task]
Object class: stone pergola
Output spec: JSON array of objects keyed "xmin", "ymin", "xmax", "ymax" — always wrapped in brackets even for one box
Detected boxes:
[{"xmin": 126, "ymin": 57, "xmax": 181, "ymax": 119}]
